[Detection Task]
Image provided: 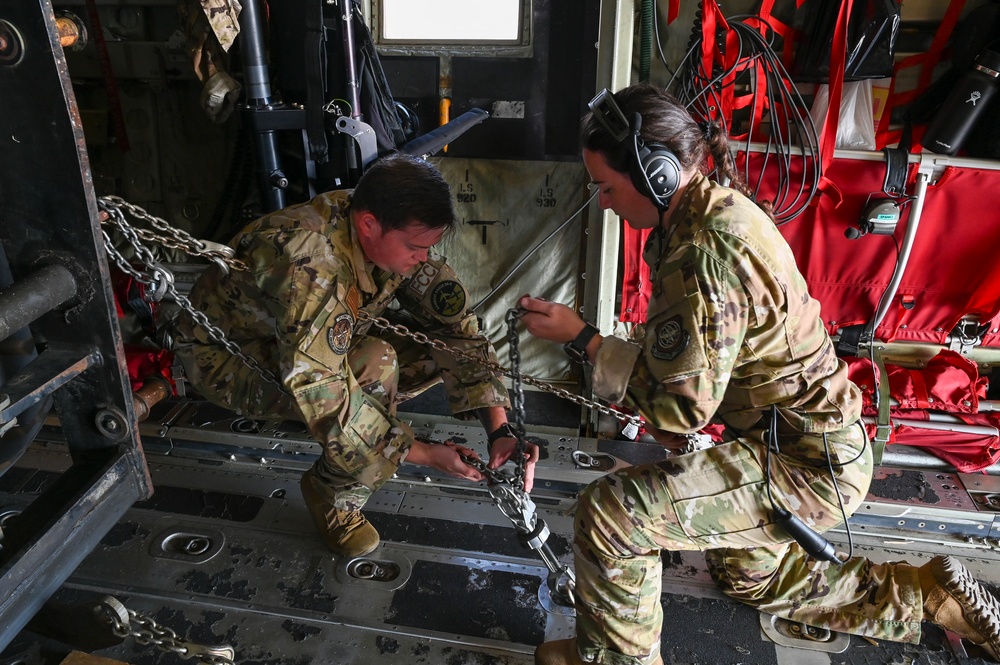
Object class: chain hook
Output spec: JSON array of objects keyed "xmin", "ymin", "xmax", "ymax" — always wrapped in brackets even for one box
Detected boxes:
[{"xmin": 146, "ymin": 261, "xmax": 175, "ymax": 302}]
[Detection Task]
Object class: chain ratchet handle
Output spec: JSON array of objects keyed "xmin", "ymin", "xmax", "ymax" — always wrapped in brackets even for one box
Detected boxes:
[
  {"xmin": 504, "ymin": 306, "xmax": 579, "ymax": 607},
  {"xmin": 488, "ymin": 482, "xmax": 577, "ymax": 608}
]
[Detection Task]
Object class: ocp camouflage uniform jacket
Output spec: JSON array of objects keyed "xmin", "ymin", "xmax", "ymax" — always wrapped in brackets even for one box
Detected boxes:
[
  {"xmin": 592, "ymin": 173, "xmax": 861, "ymax": 436},
  {"xmin": 175, "ymin": 190, "xmax": 508, "ymax": 483}
]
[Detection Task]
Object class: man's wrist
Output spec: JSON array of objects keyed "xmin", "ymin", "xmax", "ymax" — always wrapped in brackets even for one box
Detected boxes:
[{"xmin": 487, "ymin": 423, "xmax": 516, "ymax": 446}]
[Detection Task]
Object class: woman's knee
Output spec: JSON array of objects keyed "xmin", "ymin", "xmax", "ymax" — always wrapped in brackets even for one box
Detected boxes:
[
  {"xmin": 574, "ymin": 478, "xmax": 639, "ymax": 557},
  {"xmin": 704, "ymin": 547, "xmax": 781, "ymax": 605}
]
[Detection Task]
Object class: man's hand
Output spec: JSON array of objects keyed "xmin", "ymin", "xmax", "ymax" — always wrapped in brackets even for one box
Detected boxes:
[
  {"xmin": 408, "ymin": 439, "xmax": 484, "ymax": 483},
  {"xmin": 487, "ymin": 435, "xmax": 539, "ymax": 493}
]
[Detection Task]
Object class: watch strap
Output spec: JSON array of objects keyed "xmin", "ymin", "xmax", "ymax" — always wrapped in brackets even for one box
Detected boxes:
[
  {"xmin": 563, "ymin": 322, "xmax": 600, "ymax": 364},
  {"xmin": 487, "ymin": 423, "xmax": 516, "ymax": 446}
]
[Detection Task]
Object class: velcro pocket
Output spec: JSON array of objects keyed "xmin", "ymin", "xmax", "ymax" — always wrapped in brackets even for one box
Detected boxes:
[{"xmin": 337, "ymin": 401, "xmax": 391, "ymax": 473}]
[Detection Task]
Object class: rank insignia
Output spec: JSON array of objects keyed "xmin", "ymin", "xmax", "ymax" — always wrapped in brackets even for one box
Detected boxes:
[
  {"xmin": 651, "ymin": 315, "xmax": 689, "ymax": 360},
  {"xmin": 327, "ymin": 313, "xmax": 354, "ymax": 354},
  {"xmin": 431, "ymin": 281, "xmax": 466, "ymax": 317}
]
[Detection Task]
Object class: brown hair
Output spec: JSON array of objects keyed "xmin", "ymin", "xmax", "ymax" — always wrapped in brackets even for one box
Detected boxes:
[
  {"xmin": 351, "ymin": 153, "xmax": 457, "ymax": 232},
  {"xmin": 580, "ymin": 83, "xmax": 773, "ymax": 219}
]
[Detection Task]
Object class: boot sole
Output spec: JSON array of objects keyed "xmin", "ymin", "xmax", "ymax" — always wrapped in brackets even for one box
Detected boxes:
[{"xmin": 931, "ymin": 555, "xmax": 1000, "ymax": 661}]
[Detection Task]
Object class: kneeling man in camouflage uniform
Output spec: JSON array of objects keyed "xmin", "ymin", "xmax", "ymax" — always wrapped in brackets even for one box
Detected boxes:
[{"xmin": 174, "ymin": 154, "xmax": 535, "ymax": 557}]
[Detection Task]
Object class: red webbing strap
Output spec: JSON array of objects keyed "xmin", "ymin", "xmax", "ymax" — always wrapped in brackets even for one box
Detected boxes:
[
  {"xmin": 727, "ymin": 58, "xmax": 767, "ymax": 142},
  {"xmin": 666, "ymin": 0, "xmax": 680, "ymax": 25},
  {"xmin": 813, "ymin": 0, "xmax": 853, "ymax": 207},
  {"xmin": 620, "ymin": 225, "xmax": 652, "ymax": 323},
  {"xmin": 876, "ymin": 0, "xmax": 967, "ymax": 148},
  {"xmin": 699, "ymin": 2, "xmax": 743, "ymax": 132},
  {"xmin": 84, "ymin": 0, "xmax": 129, "ymax": 152},
  {"xmin": 752, "ymin": 0, "xmax": 807, "ymax": 67},
  {"xmin": 908, "ymin": 362, "xmax": 932, "ymax": 410},
  {"xmin": 719, "ymin": 16, "xmax": 740, "ymax": 130},
  {"xmin": 700, "ymin": 1, "xmax": 743, "ymax": 127},
  {"xmin": 699, "ymin": 0, "xmax": 725, "ymax": 112},
  {"xmin": 732, "ymin": 0, "xmax": 804, "ymax": 142}
]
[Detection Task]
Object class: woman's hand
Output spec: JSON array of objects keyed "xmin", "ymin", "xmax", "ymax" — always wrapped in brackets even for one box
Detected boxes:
[
  {"xmin": 487, "ymin": 435, "xmax": 539, "ymax": 492},
  {"xmin": 517, "ymin": 295, "xmax": 585, "ymax": 343},
  {"xmin": 407, "ymin": 439, "xmax": 484, "ymax": 483}
]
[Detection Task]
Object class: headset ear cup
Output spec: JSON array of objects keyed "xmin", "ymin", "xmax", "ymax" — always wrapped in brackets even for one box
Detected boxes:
[{"xmin": 630, "ymin": 141, "xmax": 681, "ymax": 207}]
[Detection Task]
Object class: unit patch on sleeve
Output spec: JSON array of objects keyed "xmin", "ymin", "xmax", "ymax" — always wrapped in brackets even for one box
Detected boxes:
[
  {"xmin": 430, "ymin": 281, "xmax": 466, "ymax": 317},
  {"xmin": 327, "ymin": 313, "xmax": 355, "ymax": 355},
  {"xmin": 651, "ymin": 315, "xmax": 690, "ymax": 361}
]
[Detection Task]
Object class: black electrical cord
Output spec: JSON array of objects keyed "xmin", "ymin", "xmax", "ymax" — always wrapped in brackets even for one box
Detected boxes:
[
  {"xmin": 668, "ymin": 13, "xmax": 821, "ymax": 225},
  {"xmin": 652, "ymin": 0, "xmax": 676, "ymax": 78},
  {"xmin": 823, "ymin": 431, "xmax": 855, "ymax": 561},
  {"xmin": 764, "ymin": 405, "xmax": 867, "ymax": 565}
]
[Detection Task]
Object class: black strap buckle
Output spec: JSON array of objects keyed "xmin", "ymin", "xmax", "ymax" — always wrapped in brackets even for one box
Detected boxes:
[
  {"xmin": 882, "ymin": 147, "xmax": 908, "ymax": 197},
  {"xmin": 563, "ymin": 323, "xmax": 600, "ymax": 364}
]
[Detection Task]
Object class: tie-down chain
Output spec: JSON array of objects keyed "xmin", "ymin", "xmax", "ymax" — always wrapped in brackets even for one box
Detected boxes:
[{"xmin": 93, "ymin": 595, "xmax": 236, "ymax": 665}]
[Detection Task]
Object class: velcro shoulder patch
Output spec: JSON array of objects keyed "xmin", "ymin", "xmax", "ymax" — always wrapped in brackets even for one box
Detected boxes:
[
  {"xmin": 299, "ymin": 283, "xmax": 355, "ymax": 371},
  {"xmin": 645, "ymin": 269, "xmax": 709, "ymax": 380},
  {"xmin": 430, "ymin": 280, "xmax": 466, "ymax": 318}
]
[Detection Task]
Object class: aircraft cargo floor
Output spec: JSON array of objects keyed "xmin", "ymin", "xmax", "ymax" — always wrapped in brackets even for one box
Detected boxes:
[{"xmin": 2, "ymin": 398, "xmax": 1000, "ymax": 665}]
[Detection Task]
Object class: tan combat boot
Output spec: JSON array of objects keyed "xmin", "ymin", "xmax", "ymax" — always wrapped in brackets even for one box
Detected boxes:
[
  {"xmin": 534, "ymin": 639, "xmax": 663, "ymax": 665},
  {"xmin": 921, "ymin": 555, "xmax": 1000, "ymax": 661},
  {"xmin": 300, "ymin": 467, "xmax": 380, "ymax": 558}
]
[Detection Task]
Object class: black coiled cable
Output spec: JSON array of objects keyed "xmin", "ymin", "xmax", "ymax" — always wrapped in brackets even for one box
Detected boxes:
[{"xmin": 667, "ymin": 12, "xmax": 821, "ymax": 225}]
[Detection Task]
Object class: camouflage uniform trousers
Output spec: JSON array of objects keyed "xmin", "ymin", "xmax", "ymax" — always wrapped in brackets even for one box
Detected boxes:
[
  {"xmin": 573, "ymin": 422, "xmax": 925, "ymax": 665},
  {"xmin": 179, "ymin": 330, "xmax": 451, "ymax": 512}
]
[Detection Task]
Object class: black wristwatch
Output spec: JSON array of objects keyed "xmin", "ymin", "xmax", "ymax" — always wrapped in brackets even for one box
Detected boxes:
[
  {"xmin": 487, "ymin": 423, "xmax": 516, "ymax": 447},
  {"xmin": 563, "ymin": 322, "xmax": 600, "ymax": 364}
]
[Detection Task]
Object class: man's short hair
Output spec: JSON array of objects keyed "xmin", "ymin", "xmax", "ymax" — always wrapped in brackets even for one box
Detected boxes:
[{"xmin": 351, "ymin": 153, "xmax": 457, "ymax": 233}]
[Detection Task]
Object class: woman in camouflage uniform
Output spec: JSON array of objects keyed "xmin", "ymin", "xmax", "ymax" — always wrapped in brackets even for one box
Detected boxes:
[{"xmin": 521, "ymin": 83, "xmax": 1000, "ymax": 665}]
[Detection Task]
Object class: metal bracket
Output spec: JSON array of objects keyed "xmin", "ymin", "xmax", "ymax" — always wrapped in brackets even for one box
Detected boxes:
[
  {"xmin": 571, "ymin": 450, "xmax": 616, "ymax": 471},
  {"xmin": 759, "ymin": 614, "xmax": 850, "ymax": 653},
  {"xmin": 334, "ymin": 116, "xmax": 379, "ymax": 168},
  {"xmin": 949, "ymin": 317, "xmax": 987, "ymax": 356}
]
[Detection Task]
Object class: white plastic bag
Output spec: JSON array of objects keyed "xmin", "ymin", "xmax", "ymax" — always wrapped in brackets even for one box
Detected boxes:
[{"xmin": 810, "ymin": 79, "xmax": 876, "ymax": 151}]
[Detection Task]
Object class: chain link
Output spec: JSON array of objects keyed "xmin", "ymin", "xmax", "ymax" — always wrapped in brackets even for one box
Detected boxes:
[
  {"xmin": 99, "ymin": 196, "xmax": 247, "ymax": 274},
  {"xmin": 99, "ymin": 198, "xmax": 288, "ymax": 393},
  {"xmin": 505, "ymin": 308, "xmax": 529, "ymax": 490},
  {"xmin": 96, "ymin": 599, "xmax": 236, "ymax": 665}
]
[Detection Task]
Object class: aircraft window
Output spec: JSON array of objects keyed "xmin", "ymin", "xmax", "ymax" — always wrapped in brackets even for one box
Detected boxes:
[{"xmin": 372, "ymin": 0, "xmax": 531, "ymax": 55}]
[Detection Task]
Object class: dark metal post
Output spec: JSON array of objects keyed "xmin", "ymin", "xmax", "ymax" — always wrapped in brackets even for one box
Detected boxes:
[
  {"xmin": 340, "ymin": 0, "xmax": 362, "ymax": 119},
  {"xmin": 239, "ymin": 0, "xmax": 287, "ymax": 211}
]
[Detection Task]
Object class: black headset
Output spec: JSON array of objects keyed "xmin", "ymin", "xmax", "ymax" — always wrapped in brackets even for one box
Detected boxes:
[
  {"xmin": 588, "ymin": 89, "xmax": 682, "ymax": 212},
  {"xmin": 627, "ymin": 113, "xmax": 682, "ymax": 211}
]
